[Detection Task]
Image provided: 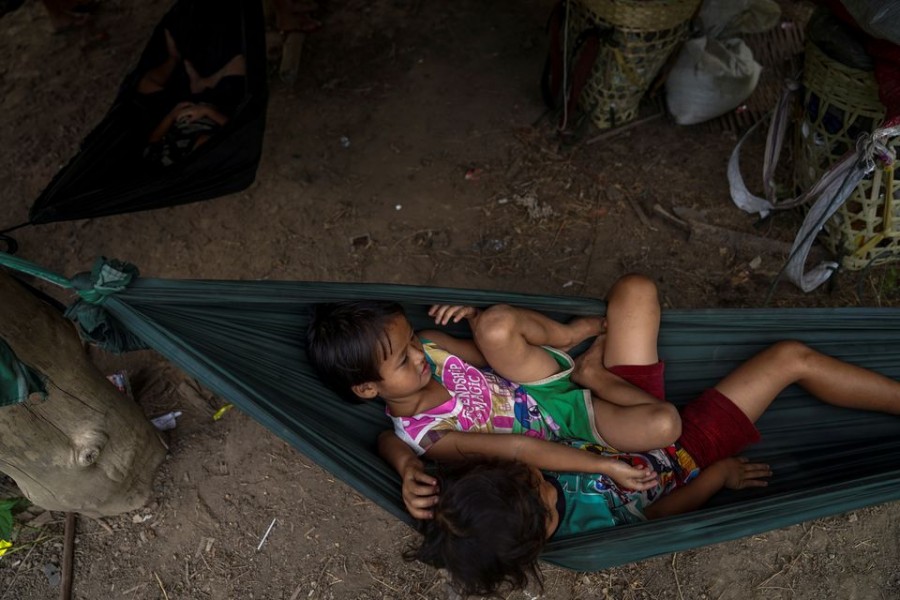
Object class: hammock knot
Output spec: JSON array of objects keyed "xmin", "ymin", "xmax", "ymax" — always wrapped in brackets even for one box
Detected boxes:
[
  {"xmin": 860, "ymin": 124, "xmax": 900, "ymax": 171},
  {"xmin": 65, "ymin": 258, "xmax": 148, "ymax": 354},
  {"xmin": 71, "ymin": 257, "xmax": 139, "ymax": 305}
]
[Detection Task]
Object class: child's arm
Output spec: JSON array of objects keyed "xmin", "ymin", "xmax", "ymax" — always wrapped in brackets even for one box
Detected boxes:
[
  {"xmin": 148, "ymin": 102, "xmax": 192, "ymax": 142},
  {"xmin": 378, "ymin": 431, "xmax": 439, "ymax": 519},
  {"xmin": 417, "ymin": 305, "xmax": 487, "ymax": 366},
  {"xmin": 643, "ymin": 457, "xmax": 772, "ymax": 520},
  {"xmin": 419, "ymin": 329, "xmax": 486, "ymax": 366},
  {"xmin": 427, "ymin": 431, "xmax": 659, "ymax": 490}
]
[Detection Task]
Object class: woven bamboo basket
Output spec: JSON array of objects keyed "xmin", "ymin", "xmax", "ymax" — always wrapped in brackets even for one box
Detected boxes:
[
  {"xmin": 568, "ymin": 0, "xmax": 700, "ymax": 129},
  {"xmin": 794, "ymin": 41, "xmax": 898, "ymax": 270}
]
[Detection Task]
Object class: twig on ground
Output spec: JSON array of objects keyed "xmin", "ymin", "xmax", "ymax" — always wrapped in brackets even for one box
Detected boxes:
[
  {"xmin": 0, "ymin": 534, "xmax": 46, "ymax": 600},
  {"xmin": 755, "ymin": 525, "xmax": 816, "ymax": 589},
  {"xmin": 311, "ymin": 556, "xmax": 333, "ymax": 596},
  {"xmin": 551, "ymin": 219, "xmax": 568, "ymax": 246},
  {"xmin": 153, "ymin": 572, "xmax": 170, "ymax": 600},
  {"xmin": 671, "ymin": 553, "xmax": 684, "ymax": 600},
  {"xmin": 608, "ymin": 186, "xmax": 656, "ymax": 232},
  {"xmin": 60, "ymin": 512, "xmax": 76, "ymax": 600},
  {"xmin": 256, "ymin": 517, "xmax": 277, "ymax": 551},
  {"xmin": 87, "ymin": 516, "xmax": 113, "ymax": 534},
  {"xmin": 584, "ymin": 112, "xmax": 664, "ymax": 146},
  {"xmin": 121, "ymin": 583, "xmax": 146, "ymax": 596},
  {"xmin": 288, "ymin": 582, "xmax": 304, "ymax": 600},
  {"xmin": 362, "ymin": 561, "xmax": 402, "ymax": 593}
]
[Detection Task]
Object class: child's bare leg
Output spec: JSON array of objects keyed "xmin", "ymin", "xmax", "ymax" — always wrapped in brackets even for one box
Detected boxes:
[
  {"xmin": 590, "ymin": 396, "xmax": 681, "ymax": 451},
  {"xmin": 472, "ymin": 305, "xmax": 603, "ymax": 383},
  {"xmin": 603, "ymin": 273, "xmax": 660, "ymax": 368},
  {"xmin": 573, "ymin": 336, "xmax": 681, "ymax": 451},
  {"xmin": 137, "ymin": 29, "xmax": 180, "ymax": 94},
  {"xmin": 186, "ymin": 54, "xmax": 247, "ymax": 94},
  {"xmin": 715, "ymin": 340, "xmax": 900, "ymax": 423},
  {"xmin": 569, "ymin": 274, "xmax": 680, "ymax": 450},
  {"xmin": 571, "ymin": 274, "xmax": 662, "ymax": 400}
]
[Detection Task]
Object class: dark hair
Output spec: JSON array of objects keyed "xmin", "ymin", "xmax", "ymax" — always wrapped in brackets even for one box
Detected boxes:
[
  {"xmin": 409, "ymin": 461, "xmax": 549, "ymax": 597},
  {"xmin": 306, "ymin": 301, "xmax": 406, "ymax": 401}
]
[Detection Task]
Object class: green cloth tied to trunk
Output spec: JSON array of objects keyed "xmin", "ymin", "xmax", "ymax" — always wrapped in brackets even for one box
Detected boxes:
[{"xmin": 0, "ymin": 339, "xmax": 46, "ymax": 407}]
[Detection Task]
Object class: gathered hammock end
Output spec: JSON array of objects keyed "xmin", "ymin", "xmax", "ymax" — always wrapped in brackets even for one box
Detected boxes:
[
  {"xmin": 66, "ymin": 258, "xmax": 149, "ymax": 353},
  {"xmin": 0, "ymin": 253, "xmax": 148, "ymax": 354}
]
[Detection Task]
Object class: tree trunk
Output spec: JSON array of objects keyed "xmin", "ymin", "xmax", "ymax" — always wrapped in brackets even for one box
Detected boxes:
[{"xmin": 0, "ymin": 270, "xmax": 165, "ymax": 517}]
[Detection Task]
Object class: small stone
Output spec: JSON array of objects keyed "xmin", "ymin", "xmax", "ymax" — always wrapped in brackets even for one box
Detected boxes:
[{"xmin": 43, "ymin": 563, "xmax": 61, "ymax": 587}]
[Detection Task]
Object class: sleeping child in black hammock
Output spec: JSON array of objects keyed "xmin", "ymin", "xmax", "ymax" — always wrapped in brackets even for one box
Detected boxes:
[{"xmin": 137, "ymin": 28, "xmax": 245, "ymax": 167}]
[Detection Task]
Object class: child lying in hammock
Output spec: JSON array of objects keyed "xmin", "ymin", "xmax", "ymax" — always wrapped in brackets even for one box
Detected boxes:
[
  {"xmin": 307, "ymin": 275, "xmax": 682, "ymax": 491},
  {"xmin": 380, "ymin": 322, "xmax": 900, "ymax": 596},
  {"xmin": 137, "ymin": 28, "xmax": 246, "ymax": 166}
]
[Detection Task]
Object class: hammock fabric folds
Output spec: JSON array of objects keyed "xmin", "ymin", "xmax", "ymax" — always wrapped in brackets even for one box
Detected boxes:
[
  {"xmin": 26, "ymin": 0, "xmax": 267, "ymax": 226},
  {"xmin": 3, "ymin": 255, "xmax": 900, "ymax": 571}
]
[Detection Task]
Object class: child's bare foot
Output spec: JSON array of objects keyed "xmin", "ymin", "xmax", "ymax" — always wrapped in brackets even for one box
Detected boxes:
[
  {"xmin": 558, "ymin": 316, "xmax": 606, "ymax": 353},
  {"xmin": 571, "ymin": 334, "xmax": 608, "ymax": 388}
]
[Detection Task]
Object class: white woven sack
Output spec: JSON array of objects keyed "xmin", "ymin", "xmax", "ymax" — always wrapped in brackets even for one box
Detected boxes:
[{"xmin": 666, "ymin": 36, "xmax": 762, "ymax": 126}]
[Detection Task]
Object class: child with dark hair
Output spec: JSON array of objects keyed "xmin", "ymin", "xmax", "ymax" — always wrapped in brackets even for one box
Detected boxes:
[
  {"xmin": 308, "ymin": 275, "xmax": 682, "ymax": 491},
  {"xmin": 306, "ymin": 300, "xmax": 407, "ymax": 403},
  {"xmin": 137, "ymin": 28, "xmax": 246, "ymax": 166},
  {"xmin": 381, "ymin": 329, "xmax": 900, "ymax": 596},
  {"xmin": 402, "ymin": 451, "xmax": 768, "ymax": 597},
  {"xmin": 410, "ymin": 461, "xmax": 552, "ymax": 597}
]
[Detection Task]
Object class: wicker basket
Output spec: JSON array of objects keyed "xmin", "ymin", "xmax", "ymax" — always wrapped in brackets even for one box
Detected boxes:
[
  {"xmin": 568, "ymin": 0, "xmax": 700, "ymax": 129},
  {"xmin": 794, "ymin": 41, "xmax": 899, "ymax": 270}
]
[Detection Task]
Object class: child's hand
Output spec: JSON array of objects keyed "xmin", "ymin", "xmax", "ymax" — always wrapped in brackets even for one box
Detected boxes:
[
  {"xmin": 716, "ymin": 457, "xmax": 772, "ymax": 490},
  {"xmin": 603, "ymin": 460, "xmax": 659, "ymax": 491},
  {"xmin": 429, "ymin": 305, "xmax": 479, "ymax": 326},
  {"xmin": 401, "ymin": 460, "xmax": 439, "ymax": 519}
]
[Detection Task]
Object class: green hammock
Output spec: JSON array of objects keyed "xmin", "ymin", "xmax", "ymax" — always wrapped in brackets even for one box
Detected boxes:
[{"xmin": 3, "ymin": 253, "xmax": 900, "ymax": 571}]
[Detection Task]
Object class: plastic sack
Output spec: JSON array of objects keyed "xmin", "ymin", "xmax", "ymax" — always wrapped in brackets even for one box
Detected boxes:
[
  {"xmin": 699, "ymin": 0, "xmax": 781, "ymax": 37},
  {"xmin": 666, "ymin": 36, "xmax": 762, "ymax": 125},
  {"xmin": 841, "ymin": 0, "xmax": 900, "ymax": 45}
]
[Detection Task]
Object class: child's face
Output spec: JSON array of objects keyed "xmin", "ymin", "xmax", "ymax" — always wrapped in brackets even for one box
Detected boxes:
[
  {"xmin": 366, "ymin": 314, "xmax": 431, "ymax": 401},
  {"xmin": 531, "ymin": 466, "xmax": 560, "ymax": 538}
]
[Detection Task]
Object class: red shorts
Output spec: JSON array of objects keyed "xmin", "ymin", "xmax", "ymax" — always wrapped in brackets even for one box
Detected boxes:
[{"xmin": 608, "ymin": 362, "xmax": 761, "ymax": 469}]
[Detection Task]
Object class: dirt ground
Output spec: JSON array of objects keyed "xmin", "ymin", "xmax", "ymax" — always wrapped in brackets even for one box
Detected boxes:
[{"xmin": 1, "ymin": 0, "xmax": 900, "ymax": 598}]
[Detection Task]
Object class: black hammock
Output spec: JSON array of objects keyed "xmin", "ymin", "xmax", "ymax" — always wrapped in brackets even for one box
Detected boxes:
[
  {"xmin": 3, "ymin": 253, "xmax": 900, "ymax": 571},
  {"xmin": 16, "ymin": 0, "xmax": 267, "ymax": 229}
]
